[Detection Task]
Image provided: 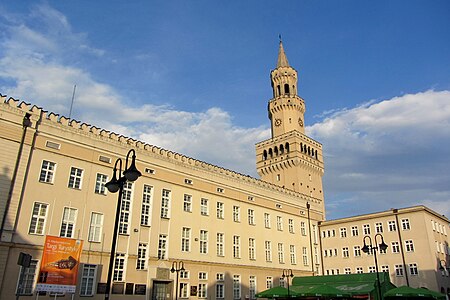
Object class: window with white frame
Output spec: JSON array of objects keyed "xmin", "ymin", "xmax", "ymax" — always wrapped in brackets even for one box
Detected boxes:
[
  {"xmin": 248, "ymin": 209, "xmax": 255, "ymax": 225},
  {"xmin": 279, "ymin": 277, "xmax": 286, "ymax": 288},
  {"xmin": 278, "ymin": 243, "xmax": 285, "ymax": 263},
  {"xmin": 198, "ymin": 272, "xmax": 208, "ymax": 280},
  {"xmin": 301, "ymin": 221, "xmax": 307, "ymax": 235},
  {"xmin": 354, "ymin": 246, "xmax": 361, "ymax": 257},
  {"xmin": 217, "ymin": 233, "xmax": 224, "ymax": 256},
  {"xmin": 16, "ymin": 260, "xmax": 38, "ymax": 295},
  {"xmin": 160, "ymin": 189, "xmax": 171, "ymax": 218},
  {"xmin": 340, "ymin": 227, "xmax": 347, "ymax": 238},
  {"xmin": 158, "ymin": 234, "xmax": 167, "ymax": 259},
  {"xmin": 180, "ymin": 270, "xmax": 189, "ymax": 279},
  {"xmin": 402, "ymin": 218, "xmax": 411, "ymax": 230},
  {"xmin": 249, "ymin": 238, "xmax": 256, "ymax": 260},
  {"xmin": 80, "ymin": 264, "xmax": 97, "ymax": 296},
  {"xmin": 302, "ymin": 247, "xmax": 308, "ymax": 266},
  {"xmin": 113, "ymin": 253, "xmax": 126, "ymax": 281},
  {"xmin": 88, "ymin": 212, "xmax": 103, "ymax": 242},
  {"xmin": 363, "ymin": 224, "xmax": 370, "ymax": 235},
  {"xmin": 68, "ymin": 167, "xmax": 83, "ymax": 189},
  {"xmin": 388, "ymin": 220, "xmax": 397, "ymax": 231},
  {"xmin": 216, "ymin": 279, "xmax": 225, "ymax": 299},
  {"xmin": 368, "ymin": 266, "xmax": 376, "ymax": 273},
  {"xmin": 342, "ymin": 247, "xmax": 349, "ymax": 258},
  {"xmin": 432, "ymin": 220, "xmax": 436, "ymax": 231},
  {"xmin": 290, "ymin": 245, "xmax": 297, "ymax": 264},
  {"xmin": 60, "ymin": 207, "xmax": 77, "ymax": 238},
  {"xmin": 344, "ymin": 268, "xmax": 351, "ymax": 274},
  {"xmin": 233, "ymin": 206, "xmax": 240, "ymax": 222},
  {"xmin": 95, "ymin": 173, "xmax": 108, "ymax": 194},
  {"xmin": 381, "ymin": 265, "xmax": 389, "ymax": 273},
  {"xmin": 392, "ymin": 241, "xmax": 400, "ymax": 253},
  {"xmin": 29, "ymin": 202, "xmax": 48, "ymax": 235},
  {"xmin": 198, "ymin": 283, "xmax": 207, "ymax": 298},
  {"xmin": 405, "ymin": 240, "xmax": 414, "ymax": 252},
  {"xmin": 200, "ymin": 230, "xmax": 208, "ymax": 254},
  {"xmin": 395, "ymin": 264, "xmax": 404, "ymax": 276},
  {"xmin": 216, "ymin": 202, "xmax": 224, "ymax": 219},
  {"xmin": 356, "ymin": 267, "xmax": 363, "ymax": 274},
  {"xmin": 233, "ymin": 235, "xmax": 241, "ymax": 258},
  {"xmin": 180, "ymin": 283, "xmax": 189, "ymax": 298},
  {"xmin": 183, "ymin": 194, "xmax": 192, "ymax": 212},
  {"xmin": 181, "ymin": 227, "xmax": 191, "ymax": 252},
  {"xmin": 39, "ymin": 160, "xmax": 56, "ymax": 183},
  {"xmin": 264, "ymin": 213, "xmax": 271, "ymax": 228},
  {"xmin": 266, "ymin": 276, "xmax": 273, "ymax": 289},
  {"xmin": 249, "ymin": 275, "xmax": 256, "ymax": 300},
  {"xmin": 265, "ymin": 241, "xmax": 272, "ymax": 262},
  {"xmin": 137, "ymin": 243, "xmax": 147, "ymax": 270},
  {"xmin": 277, "ymin": 216, "xmax": 283, "ymax": 231},
  {"xmin": 375, "ymin": 222, "xmax": 383, "ymax": 233},
  {"xmin": 351, "ymin": 226, "xmax": 358, "ymax": 236},
  {"xmin": 141, "ymin": 185, "xmax": 152, "ymax": 226},
  {"xmin": 288, "ymin": 219, "xmax": 294, "ymax": 233},
  {"xmin": 200, "ymin": 198, "xmax": 209, "ymax": 216},
  {"xmin": 233, "ymin": 275, "xmax": 241, "ymax": 300},
  {"xmin": 119, "ymin": 182, "xmax": 133, "ymax": 235}
]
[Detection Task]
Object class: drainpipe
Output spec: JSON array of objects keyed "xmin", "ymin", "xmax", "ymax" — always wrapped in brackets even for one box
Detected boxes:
[
  {"xmin": 393, "ymin": 209, "xmax": 410, "ymax": 286},
  {"xmin": 318, "ymin": 221, "xmax": 324, "ymax": 275},
  {"xmin": 307, "ymin": 202, "xmax": 315, "ymax": 275}
]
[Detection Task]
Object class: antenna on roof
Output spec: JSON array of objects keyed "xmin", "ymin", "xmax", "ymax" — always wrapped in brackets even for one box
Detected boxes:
[{"xmin": 69, "ymin": 84, "xmax": 77, "ymax": 119}]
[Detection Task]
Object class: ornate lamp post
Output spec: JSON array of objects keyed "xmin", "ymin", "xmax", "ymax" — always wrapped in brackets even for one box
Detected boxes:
[
  {"xmin": 362, "ymin": 234, "xmax": 388, "ymax": 300},
  {"xmin": 282, "ymin": 269, "xmax": 294, "ymax": 298},
  {"xmin": 171, "ymin": 261, "xmax": 185, "ymax": 300},
  {"xmin": 104, "ymin": 149, "xmax": 141, "ymax": 300}
]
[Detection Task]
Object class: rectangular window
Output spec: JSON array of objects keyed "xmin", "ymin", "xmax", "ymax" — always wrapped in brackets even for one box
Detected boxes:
[
  {"xmin": 68, "ymin": 167, "xmax": 83, "ymax": 189},
  {"xmin": 340, "ymin": 227, "xmax": 347, "ymax": 238},
  {"xmin": 183, "ymin": 194, "xmax": 192, "ymax": 212},
  {"xmin": 368, "ymin": 266, "xmax": 376, "ymax": 273},
  {"xmin": 388, "ymin": 220, "xmax": 397, "ymax": 231},
  {"xmin": 302, "ymin": 247, "xmax": 308, "ymax": 266},
  {"xmin": 363, "ymin": 224, "xmax": 370, "ymax": 235},
  {"xmin": 402, "ymin": 219, "xmax": 411, "ymax": 230},
  {"xmin": 375, "ymin": 222, "xmax": 383, "ymax": 233},
  {"xmin": 217, "ymin": 233, "xmax": 224, "ymax": 256},
  {"xmin": 392, "ymin": 241, "xmax": 400, "ymax": 253},
  {"xmin": 342, "ymin": 247, "xmax": 349, "ymax": 258},
  {"xmin": 200, "ymin": 198, "xmax": 209, "ymax": 216},
  {"xmin": 344, "ymin": 268, "xmax": 351, "ymax": 274},
  {"xmin": 233, "ymin": 275, "xmax": 241, "ymax": 300},
  {"xmin": 408, "ymin": 263, "xmax": 418, "ymax": 275},
  {"xmin": 158, "ymin": 234, "xmax": 167, "ymax": 259},
  {"xmin": 119, "ymin": 182, "xmax": 133, "ymax": 235},
  {"xmin": 395, "ymin": 264, "xmax": 404, "ymax": 276},
  {"xmin": 248, "ymin": 209, "xmax": 255, "ymax": 225},
  {"xmin": 198, "ymin": 283, "xmax": 207, "ymax": 298},
  {"xmin": 278, "ymin": 243, "xmax": 285, "ymax": 264},
  {"xmin": 405, "ymin": 240, "xmax": 414, "ymax": 252},
  {"xmin": 180, "ymin": 283, "xmax": 189, "ymax": 298},
  {"xmin": 266, "ymin": 277, "xmax": 273, "ymax": 289},
  {"xmin": 288, "ymin": 219, "xmax": 294, "ymax": 233},
  {"xmin": 137, "ymin": 243, "xmax": 147, "ymax": 270},
  {"xmin": 16, "ymin": 260, "xmax": 38, "ymax": 295},
  {"xmin": 290, "ymin": 245, "xmax": 297, "ymax": 264},
  {"xmin": 356, "ymin": 267, "xmax": 363, "ymax": 274},
  {"xmin": 381, "ymin": 265, "xmax": 389, "ymax": 273},
  {"xmin": 277, "ymin": 216, "xmax": 283, "ymax": 231},
  {"xmin": 233, "ymin": 206, "xmax": 240, "ymax": 222},
  {"xmin": 113, "ymin": 253, "xmax": 125, "ymax": 281},
  {"xmin": 216, "ymin": 202, "xmax": 224, "ymax": 219},
  {"xmin": 265, "ymin": 241, "xmax": 272, "ymax": 262},
  {"xmin": 249, "ymin": 275, "xmax": 256, "ymax": 300},
  {"xmin": 181, "ymin": 227, "xmax": 191, "ymax": 252},
  {"xmin": 80, "ymin": 264, "xmax": 97, "ymax": 296},
  {"xmin": 180, "ymin": 270, "xmax": 189, "ymax": 279},
  {"xmin": 354, "ymin": 246, "xmax": 361, "ymax": 257},
  {"xmin": 60, "ymin": 207, "xmax": 77, "ymax": 238},
  {"xmin": 88, "ymin": 212, "xmax": 103, "ymax": 242},
  {"xmin": 301, "ymin": 221, "xmax": 307, "ymax": 236},
  {"xmin": 160, "ymin": 189, "xmax": 171, "ymax": 218},
  {"xmin": 29, "ymin": 202, "xmax": 48, "ymax": 235},
  {"xmin": 200, "ymin": 230, "xmax": 208, "ymax": 254},
  {"xmin": 95, "ymin": 173, "xmax": 108, "ymax": 194},
  {"xmin": 249, "ymin": 238, "xmax": 256, "ymax": 260},
  {"xmin": 141, "ymin": 184, "xmax": 153, "ymax": 226},
  {"xmin": 264, "ymin": 213, "xmax": 271, "ymax": 229},
  {"xmin": 39, "ymin": 160, "xmax": 56, "ymax": 183},
  {"xmin": 351, "ymin": 226, "xmax": 358, "ymax": 236},
  {"xmin": 216, "ymin": 283, "xmax": 225, "ymax": 299},
  {"xmin": 233, "ymin": 235, "xmax": 241, "ymax": 258}
]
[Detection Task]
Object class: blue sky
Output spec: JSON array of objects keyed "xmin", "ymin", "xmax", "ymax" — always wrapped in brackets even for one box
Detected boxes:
[{"xmin": 1, "ymin": 1, "xmax": 449, "ymax": 219}]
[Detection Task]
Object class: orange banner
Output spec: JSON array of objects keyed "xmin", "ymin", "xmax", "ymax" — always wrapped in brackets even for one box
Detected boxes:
[{"xmin": 36, "ymin": 236, "xmax": 83, "ymax": 293}]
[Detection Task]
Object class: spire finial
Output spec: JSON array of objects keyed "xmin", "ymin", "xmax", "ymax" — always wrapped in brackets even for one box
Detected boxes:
[
  {"xmin": 276, "ymin": 37, "xmax": 289, "ymax": 68},
  {"xmin": 279, "ymin": 34, "xmax": 282, "ymax": 43}
]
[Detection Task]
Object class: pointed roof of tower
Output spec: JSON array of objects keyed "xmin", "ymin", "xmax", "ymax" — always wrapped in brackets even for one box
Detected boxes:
[{"xmin": 277, "ymin": 40, "xmax": 290, "ymax": 68}]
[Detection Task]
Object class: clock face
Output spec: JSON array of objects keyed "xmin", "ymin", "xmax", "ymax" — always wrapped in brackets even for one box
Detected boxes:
[
  {"xmin": 298, "ymin": 118, "xmax": 304, "ymax": 127},
  {"xmin": 275, "ymin": 118, "xmax": 282, "ymax": 127}
]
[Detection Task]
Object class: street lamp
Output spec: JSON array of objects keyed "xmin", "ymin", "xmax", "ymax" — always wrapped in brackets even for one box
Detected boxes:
[
  {"xmin": 104, "ymin": 149, "xmax": 141, "ymax": 300},
  {"xmin": 282, "ymin": 269, "xmax": 294, "ymax": 298},
  {"xmin": 171, "ymin": 261, "xmax": 185, "ymax": 300},
  {"xmin": 362, "ymin": 234, "xmax": 388, "ymax": 300}
]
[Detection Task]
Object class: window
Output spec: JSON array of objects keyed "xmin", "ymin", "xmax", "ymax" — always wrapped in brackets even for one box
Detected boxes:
[
  {"xmin": 342, "ymin": 247, "xmax": 349, "ymax": 258},
  {"xmin": 60, "ymin": 207, "xmax": 77, "ymax": 238},
  {"xmin": 354, "ymin": 246, "xmax": 361, "ymax": 257},
  {"xmin": 160, "ymin": 189, "xmax": 171, "ymax": 218},
  {"xmin": 29, "ymin": 202, "xmax": 48, "ymax": 235},
  {"xmin": 95, "ymin": 173, "xmax": 108, "ymax": 194},
  {"xmin": 368, "ymin": 266, "xmax": 376, "ymax": 273},
  {"xmin": 199, "ymin": 272, "xmax": 208, "ymax": 280},
  {"xmin": 392, "ymin": 241, "xmax": 400, "ymax": 253},
  {"xmin": 290, "ymin": 245, "xmax": 297, "ymax": 264},
  {"xmin": 180, "ymin": 283, "xmax": 189, "ymax": 298},
  {"xmin": 39, "ymin": 160, "xmax": 56, "ymax": 183},
  {"xmin": 249, "ymin": 276, "xmax": 256, "ymax": 300},
  {"xmin": 217, "ymin": 187, "xmax": 224, "ymax": 193},
  {"xmin": 217, "ymin": 202, "xmax": 224, "ymax": 219},
  {"xmin": 301, "ymin": 222, "xmax": 307, "ymax": 236},
  {"xmin": 158, "ymin": 235, "xmax": 167, "ymax": 259},
  {"xmin": 233, "ymin": 275, "xmax": 241, "ymax": 300},
  {"xmin": 181, "ymin": 227, "xmax": 191, "ymax": 252},
  {"xmin": 278, "ymin": 243, "xmax": 285, "ymax": 263},
  {"xmin": 395, "ymin": 264, "xmax": 404, "ymax": 276},
  {"xmin": 265, "ymin": 241, "xmax": 272, "ymax": 262},
  {"xmin": 216, "ymin": 273, "xmax": 224, "ymax": 281},
  {"xmin": 80, "ymin": 264, "xmax": 97, "ymax": 296},
  {"xmin": 340, "ymin": 227, "xmax": 347, "ymax": 238},
  {"xmin": 276, "ymin": 216, "xmax": 283, "ymax": 231},
  {"xmin": 266, "ymin": 276, "xmax": 273, "ymax": 289},
  {"xmin": 141, "ymin": 185, "xmax": 153, "ymax": 226},
  {"xmin": 351, "ymin": 226, "xmax": 358, "ymax": 236},
  {"xmin": 388, "ymin": 220, "xmax": 397, "ymax": 231},
  {"xmin": 302, "ymin": 247, "xmax": 308, "ymax": 266},
  {"xmin": 344, "ymin": 268, "xmax": 351, "ymax": 274},
  {"xmin": 198, "ymin": 283, "xmax": 207, "ymax": 298},
  {"xmin": 375, "ymin": 222, "xmax": 383, "ymax": 233},
  {"xmin": 233, "ymin": 235, "xmax": 241, "ymax": 258},
  {"xmin": 119, "ymin": 182, "xmax": 133, "ymax": 235},
  {"xmin": 381, "ymin": 265, "xmax": 389, "ymax": 273},
  {"xmin": 248, "ymin": 209, "xmax": 255, "ymax": 225},
  {"xmin": 432, "ymin": 220, "xmax": 436, "ymax": 231},
  {"xmin": 180, "ymin": 270, "xmax": 189, "ymax": 279},
  {"xmin": 68, "ymin": 167, "xmax": 83, "ymax": 189},
  {"xmin": 200, "ymin": 198, "xmax": 209, "ymax": 216},
  {"xmin": 288, "ymin": 219, "xmax": 294, "ymax": 233},
  {"xmin": 145, "ymin": 168, "xmax": 155, "ymax": 174},
  {"xmin": 200, "ymin": 230, "xmax": 208, "ymax": 254},
  {"xmin": 183, "ymin": 194, "xmax": 192, "ymax": 212},
  {"xmin": 405, "ymin": 240, "xmax": 414, "ymax": 252},
  {"xmin": 16, "ymin": 260, "xmax": 38, "ymax": 295},
  {"xmin": 217, "ymin": 233, "xmax": 224, "ymax": 256},
  {"xmin": 113, "ymin": 253, "xmax": 125, "ymax": 281},
  {"xmin": 356, "ymin": 267, "xmax": 363, "ymax": 274},
  {"xmin": 137, "ymin": 243, "xmax": 147, "ymax": 270},
  {"xmin": 88, "ymin": 212, "xmax": 103, "ymax": 242},
  {"xmin": 363, "ymin": 224, "xmax": 370, "ymax": 235},
  {"xmin": 233, "ymin": 206, "xmax": 240, "ymax": 222},
  {"xmin": 249, "ymin": 238, "xmax": 256, "ymax": 260},
  {"xmin": 184, "ymin": 178, "xmax": 193, "ymax": 185},
  {"xmin": 216, "ymin": 281, "xmax": 225, "ymax": 299},
  {"xmin": 408, "ymin": 263, "xmax": 418, "ymax": 275},
  {"xmin": 401, "ymin": 219, "xmax": 410, "ymax": 230},
  {"xmin": 264, "ymin": 213, "xmax": 271, "ymax": 228}
]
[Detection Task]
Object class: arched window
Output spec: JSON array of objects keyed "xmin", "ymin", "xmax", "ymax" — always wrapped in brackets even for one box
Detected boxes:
[
  {"xmin": 308, "ymin": 146, "xmax": 311, "ymax": 156},
  {"xmin": 300, "ymin": 143, "xmax": 303, "ymax": 153},
  {"xmin": 274, "ymin": 146, "xmax": 279, "ymax": 156},
  {"xmin": 277, "ymin": 85, "xmax": 281, "ymax": 96},
  {"xmin": 280, "ymin": 144, "xmax": 284, "ymax": 154},
  {"xmin": 315, "ymin": 150, "xmax": 318, "ymax": 159},
  {"xmin": 284, "ymin": 84, "xmax": 290, "ymax": 94},
  {"xmin": 263, "ymin": 150, "xmax": 268, "ymax": 161},
  {"xmin": 285, "ymin": 142, "xmax": 290, "ymax": 153},
  {"xmin": 268, "ymin": 148, "xmax": 273, "ymax": 158},
  {"xmin": 292, "ymin": 85, "xmax": 296, "ymax": 94}
]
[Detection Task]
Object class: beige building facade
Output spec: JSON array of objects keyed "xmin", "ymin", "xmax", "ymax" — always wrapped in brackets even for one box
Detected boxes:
[
  {"xmin": 320, "ymin": 206, "xmax": 450, "ymax": 295},
  {"xmin": 0, "ymin": 42, "xmax": 325, "ymax": 299}
]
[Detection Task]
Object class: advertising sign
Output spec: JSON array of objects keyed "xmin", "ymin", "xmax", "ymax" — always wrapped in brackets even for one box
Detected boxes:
[{"xmin": 36, "ymin": 236, "xmax": 83, "ymax": 293}]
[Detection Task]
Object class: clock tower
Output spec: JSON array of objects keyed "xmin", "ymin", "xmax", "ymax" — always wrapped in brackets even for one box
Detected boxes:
[{"xmin": 256, "ymin": 40, "xmax": 325, "ymax": 203}]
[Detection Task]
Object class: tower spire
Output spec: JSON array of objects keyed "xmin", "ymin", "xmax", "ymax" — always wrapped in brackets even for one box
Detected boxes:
[{"xmin": 277, "ymin": 39, "xmax": 290, "ymax": 68}]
